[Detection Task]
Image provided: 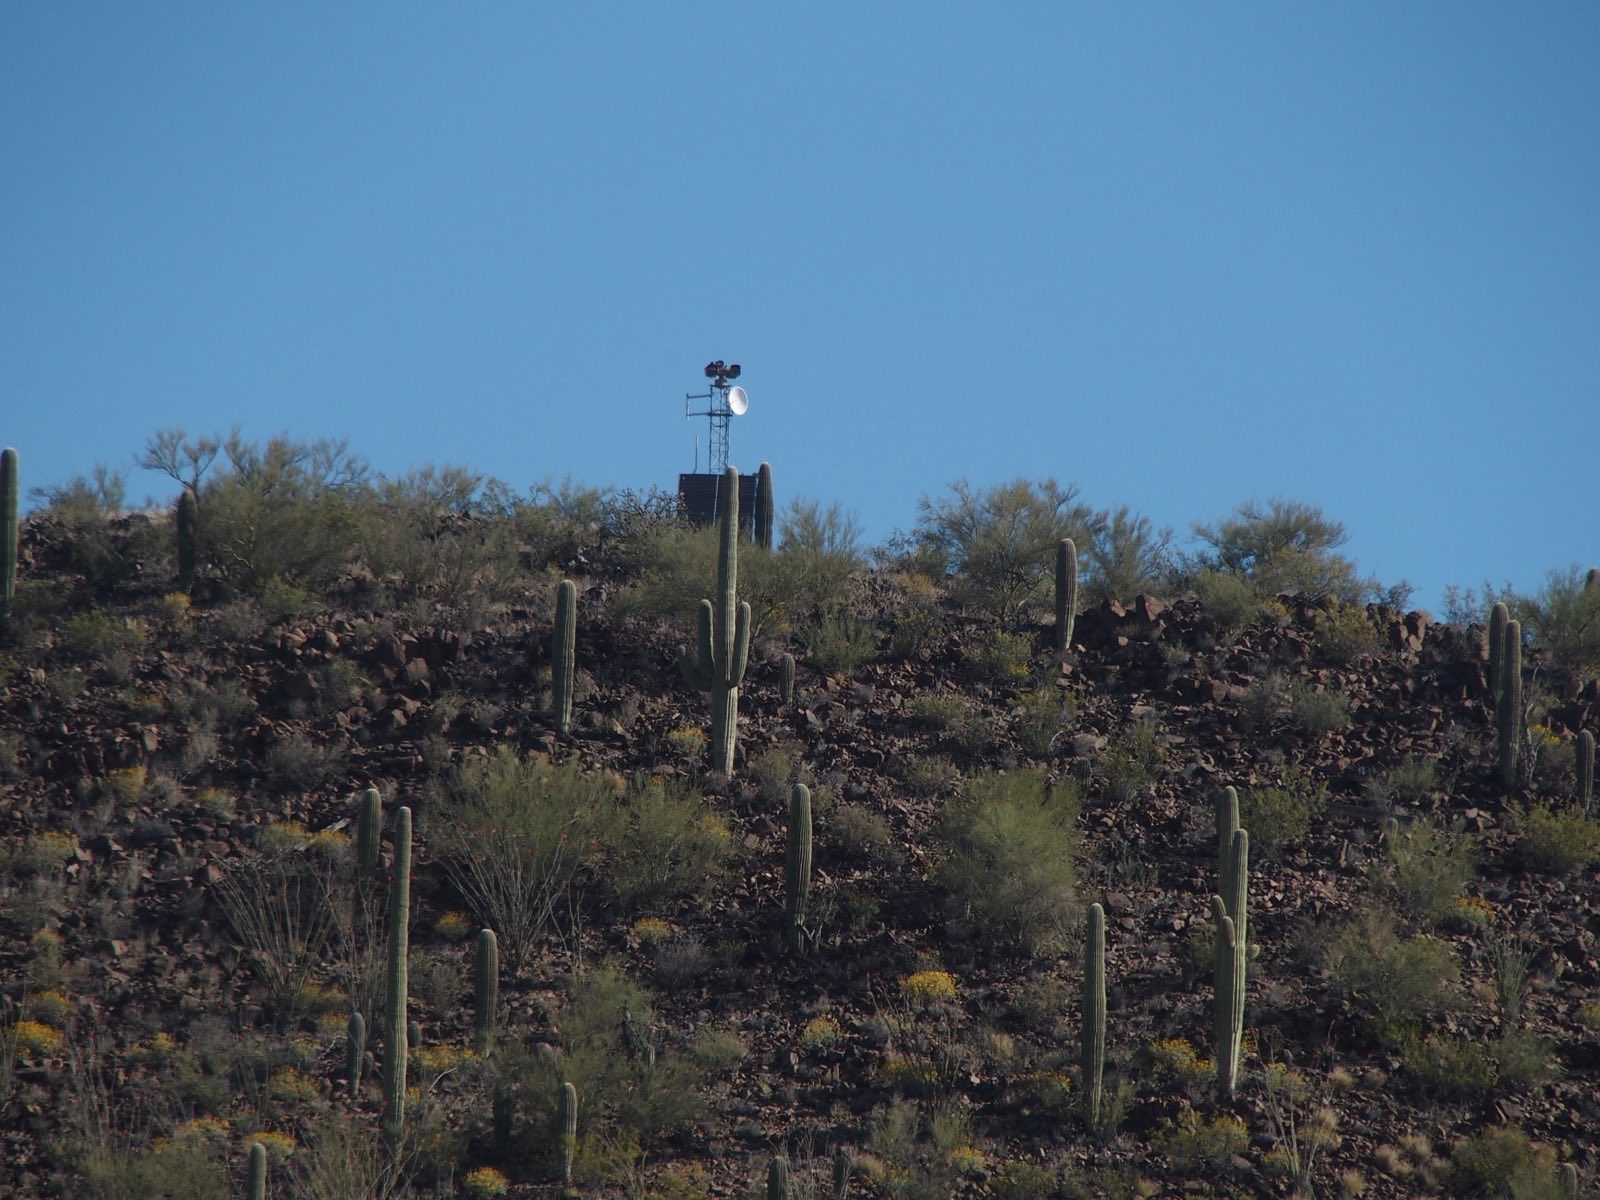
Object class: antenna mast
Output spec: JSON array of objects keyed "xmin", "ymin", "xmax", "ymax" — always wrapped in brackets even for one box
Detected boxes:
[{"xmin": 685, "ymin": 360, "xmax": 745, "ymax": 473}]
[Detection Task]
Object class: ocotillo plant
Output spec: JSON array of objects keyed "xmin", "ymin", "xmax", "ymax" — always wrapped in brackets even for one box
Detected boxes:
[
  {"xmin": 785, "ymin": 784, "xmax": 813, "ymax": 954},
  {"xmin": 347, "ymin": 1010, "xmax": 366, "ymax": 1098},
  {"xmin": 678, "ymin": 465, "xmax": 752, "ymax": 774},
  {"xmin": 382, "ymin": 806, "xmax": 412, "ymax": 1143},
  {"xmin": 1055, "ymin": 537, "xmax": 1078, "ymax": 652},
  {"xmin": 0, "ymin": 446, "xmax": 17, "ymax": 616},
  {"xmin": 247, "ymin": 1141, "xmax": 267, "ymax": 1200},
  {"xmin": 1577, "ymin": 729, "xmax": 1594, "ymax": 816},
  {"xmin": 1082, "ymin": 902, "xmax": 1106, "ymax": 1128},
  {"xmin": 1499, "ymin": 619, "xmax": 1523, "ymax": 790},
  {"xmin": 475, "ymin": 928, "xmax": 499, "ymax": 1055},
  {"xmin": 553, "ymin": 578, "xmax": 577, "ymax": 734},
  {"xmin": 558, "ymin": 1080, "xmax": 578, "ymax": 1183},
  {"xmin": 832, "ymin": 1150, "xmax": 853, "ymax": 1200},
  {"xmin": 1488, "ymin": 601, "xmax": 1509, "ymax": 702},
  {"xmin": 755, "ymin": 461, "xmax": 774, "ymax": 550},
  {"xmin": 1213, "ymin": 827, "xmax": 1249, "ymax": 1100},
  {"xmin": 779, "ymin": 652, "xmax": 795, "ymax": 706},
  {"xmin": 767, "ymin": 1155, "xmax": 791, "ymax": 1200},
  {"xmin": 175, "ymin": 488, "xmax": 198, "ymax": 589}
]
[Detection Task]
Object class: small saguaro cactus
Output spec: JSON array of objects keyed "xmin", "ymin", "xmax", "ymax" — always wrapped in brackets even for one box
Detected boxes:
[
  {"xmin": 355, "ymin": 786, "xmax": 382, "ymax": 877},
  {"xmin": 175, "ymin": 488, "xmax": 198, "ymax": 588},
  {"xmin": 347, "ymin": 1010, "xmax": 366, "ymax": 1098},
  {"xmin": 1499, "ymin": 619, "xmax": 1524, "ymax": 790},
  {"xmin": 1488, "ymin": 601, "xmax": 1510, "ymax": 701},
  {"xmin": 768, "ymin": 1155, "xmax": 792, "ymax": 1200},
  {"xmin": 1, "ymin": 446, "xmax": 17, "ymax": 615},
  {"xmin": 475, "ymin": 928, "xmax": 499, "ymax": 1055},
  {"xmin": 247, "ymin": 1140, "xmax": 267, "ymax": 1200},
  {"xmin": 755, "ymin": 461, "xmax": 775, "ymax": 550},
  {"xmin": 553, "ymin": 578, "xmax": 577, "ymax": 734},
  {"xmin": 1577, "ymin": 729, "xmax": 1594, "ymax": 816},
  {"xmin": 1055, "ymin": 537, "xmax": 1078, "ymax": 652},
  {"xmin": 678, "ymin": 466, "xmax": 752, "ymax": 775},
  {"xmin": 558, "ymin": 1079, "xmax": 578, "ymax": 1183},
  {"xmin": 1082, "ymin": 902, "xmax": 1106, "ymax": 1128},
  {"xmin": 382, "ymin": 806, "xmax": 413, "ymax": 1143},
  {"xmin": 779, "ymin": 652, "xmax": 795, "ymax": 707},
  {"xmin": 785, "ymin": 784, "xmax": 813, "ymax": 954},
  {"xmin": 1213, "ymin": 827, "xmax": 1249, "ymax": 1100}
]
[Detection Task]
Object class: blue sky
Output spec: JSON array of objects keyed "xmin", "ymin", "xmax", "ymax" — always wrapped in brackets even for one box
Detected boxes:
[{"xmin": 3, "ymin": 4, "xmax": 1596, "ymax": 613}]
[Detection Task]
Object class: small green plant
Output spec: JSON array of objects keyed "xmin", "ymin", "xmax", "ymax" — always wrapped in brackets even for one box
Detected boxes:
[
  {"xmin": 1322, "ymin": 908, "xmax": 1460, "ymax": 1046},
  {"xmin": 937, "ymin": 770, "xmax": 1081, "ymax": 955},
  {"xmin": 1368, "ymin": 816, "xmax": 1479, "ymax": 926},
  {"xmin": 1402, "ymin": 1033, "xmax": 1497, "ymax": 1100},
  {"xmin": 1290, "ymin": 681, "xmax": 1352, "ymax": 737},
  {"xmin": 1449, "ymin": 1126, "xmax": 1561, "ymax": 1198},
  {"xmin": 601, "ymin": 774, "xmax": 736, "ymax": 912},
  {"xmin": 965, "ymin": 628, "xmax": 1033, "ymax": 682},
  {"xmin": 908, "ymin": 694, "xmax": 966, "ymax": 730},
  {"xmin": 1153, "ymin": 1111, "xmax": 1249, "ymax": 1172},
  {"xmin": 1515, "ymin": 802, "xmax": 1600, "ymax": 872},
  {"xmin": 1011, "ymin": 687, "xmax": 1074, "ymax": 756},
  {"xmin": 1314, "ymin": 601, "xmax": 1379, "ymax": 664},
  {"xmin": 798, "ymin": 608, "xmax": 879, "ymax": 675},
  {"xmin": 1240, "ymin": 773, "xmax": 1325, "ymax": 859}
]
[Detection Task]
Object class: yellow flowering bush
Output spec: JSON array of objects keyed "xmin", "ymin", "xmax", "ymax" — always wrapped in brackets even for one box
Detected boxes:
[
  {"xmin": 900, "ymin": 970, "xmax": 958, "ymax": 1004},
  {"xmin": 630, "ymin": 917, "xmax": 674, "ymax": 945},
  {"xmin": 800, "ymin": 1016, "xmax": 844, "ymax": 1050},
  {"xmin": 24, "ymin": 990, "xmax": 70, "ymax": 1024},
  {"xmin": 434, "ymin": 910, "xmax": 473, "ymax": 940},
  {"xmin": 463, "ymin": 1166, "xmax": 510, "ymax": 1198},
  {"xmin": 11, "ymin": 1020, "xmax": 63, "ymax": 1056},
  {"xmin": 267, "ymin": 1067, "xmax": 319, "ymax": 1101}
]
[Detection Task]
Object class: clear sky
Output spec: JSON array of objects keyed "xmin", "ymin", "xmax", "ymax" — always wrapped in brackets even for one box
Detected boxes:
[{"xmin": 3, "ymin": 4, "xmax": 1596, "ymax": 613}]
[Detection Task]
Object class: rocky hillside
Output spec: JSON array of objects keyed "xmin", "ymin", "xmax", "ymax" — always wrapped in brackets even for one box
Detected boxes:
[{"xmin": 0, "ymin": 499, "xmax": 1597, "ymax": 1200}]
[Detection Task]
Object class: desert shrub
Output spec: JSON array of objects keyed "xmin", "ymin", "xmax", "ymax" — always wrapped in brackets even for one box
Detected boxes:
[
  {"xmin": 174, "ymin": 430, "xmax": 367, "ymax": 595},
  {"xmin": 1449, "ymin": 1126, "xmax": 1560, "ymax": 1198},
  {"xmin": 1011, "ymin": 688, "xmax": 1074, "ymax": 757},
  {"xmin": 909, "ymin": 478, "xmax": 1100, "ymax": 624},
  {"xmin": 599, "ymin": 776, "xmax": 735, "ymax": 912},
  {"xmin": 1190, "ymin": 567, "xmax": 1263, "ymax": 636},
  {"xmin": 212, "ymin": 851, "xmax": 338, "ymax": 1020},
  {"xmin": 264, "ymin": 734, "xmax": 342, "ymax": 793},
  {"xmin": 1190, "ymin": 497, "xmax": 1368, "ymax": 603},
  {"xmin": 901, "ymin": 756, "xmax": 961, "ymax": 798},
  {"xmin": 62, "ymin": 613, "xmax": 145, "ymax": 663},
  {"xmin": 1080, "ymin": 504, "xmax": 1173, "ymax": 606},
  {"xmin": 1315, "ymin": 602, "xmax": 1380, "ymax": 664},
  {"xmin": 826, "ymin": 805, "xmax": 898, "ymax": 864},
  {"xmin": 1370, "ymin": 756, "xmax": 1439, "ymax": 809},
  {"xmin": 1290, "ymin": 682, "xmax": 1351, "ymax": 737},
  {"xmin": 937, "ymin": 770, "xmax": 1082, "ymax": 955},
  {"xmin": 1153, "ymin": 1112, "xmax": 1249, "ymax": 1172},
  {"xmin": 1240, "ymin": 773, "xmax": 1326, "ymax": 859},
  {"xmin": 772, "ymin": 497, "xmax": 864, "ymax": 612},
  {"xmin": 964, "ymin": 628, "xmax": 1033, "ymax": 683},
  {"xmin": 426, "ymin": 749, "xmax": 611, "ymax": 970},
  {"xmin": 863, "ymin": 1098, "xmax": 972, "ymax": 1200},
  {"xmin": 1493, "ymin": 1030, "xmax": 1557, "ymax": 1090},
  {"xmin": 1402, "ymin": 1033, "xmax": 1497, "ymax": 1100},
  {"xmin": 28, "ymin": 467, "xmax": 154, "ymax": 589},
  {"xmin": 1509, "ymin": 565, "xmax": 1600, "ymax": 681},
  {"xmin": 1323, "ymin": 908, "xmax": 1459, "ymax": 1045},
  {"xmin": 355, "ymin": 465, "xmax": 519, "ymax": 608},
  {"xmin": 798, "ymin": 608, "xmax": 878, "ymax": 675},
  {"xmin": 1098, "ymin": 721, "xmax": 1164, "ymax": 804},
  {"xmin": 1369, "ymin": 816, "xmax": 1478, "ymax": 926},
  {"xmin": 908, "ymin": 695, "xmax": 966, "ymax": 731},
  {"xmin": 1515, "ymin": 802, "xmax": 1600, "ymax": 873}
]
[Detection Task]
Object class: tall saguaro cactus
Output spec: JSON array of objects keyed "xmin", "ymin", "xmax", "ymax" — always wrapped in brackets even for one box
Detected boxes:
[
  {"xmin": 1488, "ymin": 601, "xmax": 1510, "ymax": 703},
  {"xmin": 553, "ymin": 579, "xmax": 577, "ymax": 734},
  {"xmin": 785, "ymin": 784, "xmax": 813, "ymax": 954},
  {"xmin": 767, "ymin": 1155, "xmax": 792, "ymax": 1200},
  {"xmin": 475, "ymin": 928, "xmax": 499, "ymax": 1055},
  {"xmin": 1499, "ymin": 619, "xmax": 1523, "ymax": 790},
  {"xmin": 1578, "ymin": 729, "xmax": 1595, "ymax": 816},
  {"xmin": 175, "ymin": 488, "xmax": 198, "ymax": 589},
  {"xmin": 247, "ymin": 1141, "xmax": 267, "ymax": 1200},
  {"xmin": 382, "ymin": 806, "xmax": 413, "ymax": 1143},
  {"xmin": 755, "ymin": 461, "xmax": 775, "ymax": 550},
  {"xmin": 679, "ymin": 466, "xmax": 752, "ymax": 774},
  {"xmin": 558, "ymin": 1080, "xmax": 578, "ymax": 1183},
  {"xmin": 347, "ymin": 1010, "xmax": 367, "ymax": 1098},
  {"xmin": 1082, "ymin": 902, "xmax": 1106, "ymax": 1128},
  {"xmin": 356, "ymin": 786, "xmax": 383, "ymax": 876},
  {"xmin": 1055, "ymin": 537, "xmax": 1078, "ymax": 652},
  {"xmin": 1, "ymin": 447, "xmax": 17, "ymax": 617},
  {"xmin": 1212, "ymin": 827, "xmax": 1249, "ymax": 1100}
]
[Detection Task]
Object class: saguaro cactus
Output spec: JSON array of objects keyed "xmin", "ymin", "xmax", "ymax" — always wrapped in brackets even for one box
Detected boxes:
[
  {"xmin": 678, "ymin": 466, "xmax": 752, "ymax": 774},
  {"xmin": 553, "ymin": 579, "xmax": 577, "ymax": 734},
  {"xmin": 347, "ymin": 1010, "xmax": 366, "ymax": 1098},
  {"xmin": 1082, "ymin": 902, "xmax": 1106, "ymax": 1128},
  {"xmin": 1, "ymin": 446, "xmax": 17, "ymax": 615},
  {"xmin": 475, "ymin": 928, "xmax": 499, "ymax": 1055},
  {"xmin": 785, "ymin": 784, "xmax": 813, "ymax": 954},
  {"xmin": 1577, "ymin": 729, "xmax": 1594, "ymax": 816},
  {"xmin": 1212, "ymin": 827, "xmax": 1249, "ymax": 1100},
  {"xmin": 779, "ymin": 652, "xmax": 795, "ymax": 706},
  {"xmin": 355, "ymin": 786, "xmax": 382, "ymax": 877},
  {"xmin": 755, "ymin": 461, "xmax": 775, "ymax": 550},
  {"xmin": 1216, "ymin": 786, "xmax": 1239, "ymax": 888},
  {"xmin": 1499, "ymin": 619, "xmax": 1523, "ymax": 790},
  {"xmin": 175, "ymin": 488, "xmax": 198, "ymax": 588},
  {"xmin": 247, "ymin": 1141, "xmax": 267, "ymax": 1200},
  {"xmin": 1055, "ymin": 537, "xmax": 1078, "ymax": 652},
  {"xmin": 768, "ymin": 1155, "xmax": 792, "ymax": 1200},
  {"xmin": 382, "ymin": 806, "xmax": 412, "ymax": 1143},
  {"xmin": 558, "ymin": 1080, "xmax": 578, "ymax": 1183},
  {"xmin": 1488, "ymin": 601, "xmax": 1509, "ymax": 702}
]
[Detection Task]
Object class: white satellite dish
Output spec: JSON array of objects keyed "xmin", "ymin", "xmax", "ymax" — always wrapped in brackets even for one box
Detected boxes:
[{"xmin": 727, "ymin": 385, "xmax": 749, "ymax": 416}]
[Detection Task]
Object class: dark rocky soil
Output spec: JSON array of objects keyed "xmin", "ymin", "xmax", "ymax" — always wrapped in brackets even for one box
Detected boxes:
[{"xmin": 1, "ymin": 514, "xmax": 1596, "ymax": 1199}]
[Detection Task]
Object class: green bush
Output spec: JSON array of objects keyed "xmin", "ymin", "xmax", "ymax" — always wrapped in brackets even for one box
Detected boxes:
[
  {"xmin": 1190, "ymin": 497, "xmax": 1368, "ymax": 603},
  {"xmin": 964, "ymin": 629, "xmax": 1033, "ymax": 683},
  {"xmin": 1240, "ymin": 773, "xmax": 1325, "ymax": 859},
  {"xmin": 62, "ymin": 612, "xmax": 145, "ymax": 663},
  {"xmin": 1011, "ymin": 688, "xmax": 1074, "ymax": 757},
  {"xmin": 1449, "ymin": 1127, "xmax": 1560, "ymax": 1198},
  {"xmin": 1322, "ymin": 908, "xmax": 1459, "ymax": 1046},
  {"xmin": 1369, "ymin": 817, "xmax": 1478, "ymax": 926},
  {"xmin": 937, "ymin": 770, "xmax": 1082, "ymax": 956},
  {"xmin": 1289, "ymin": 681, "xmax": 1351, "ymax": 737},
  {"xmin": 798, "ymin": 608, "xmax": 879, "ymax": 675},
  {"xmin": 599, "ymin": 775, "xmax": 736, "ymax": 912},
  {"xmin": 426, "ymin": 749, "xmax": 612, "ymax": 970},
  {"xmin": 1402, "ymin": 1033, "xmax": 1497, "ymax": 1101},
  {"xmin": 1314, "ymin": 602, "xmax": 1379, "ymax": 664},
  {"xmin": 1153, "ymin": 1112, "xmax": 1249, "ymax": 1172},
  {"xmin": 1516, "ymin": 802, "xmax": 1600, "ymax": 873},
  {"xmin": 1080, "ymin": 505, "xmax": 1173, "ymax": 606},
  {"xmin": 1511, "ymin": 565, "xmax": 1600, "ymax": 681}
]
